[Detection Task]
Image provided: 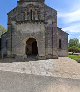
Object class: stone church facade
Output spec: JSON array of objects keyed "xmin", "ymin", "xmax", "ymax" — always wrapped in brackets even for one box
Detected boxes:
[{"xmin": 1, "ymin": 0, "xmax": 68, "ymax": 59}]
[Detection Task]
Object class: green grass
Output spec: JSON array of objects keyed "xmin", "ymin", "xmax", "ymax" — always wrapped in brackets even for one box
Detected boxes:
[{"xmin": 68, "ymin": 55, "xmax": 80, "ymax": 61}]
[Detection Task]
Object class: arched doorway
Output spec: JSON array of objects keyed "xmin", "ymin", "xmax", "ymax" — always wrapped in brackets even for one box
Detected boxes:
[{"xmin": 26, "ymin": 38, "xmax": 38, "ymax": 57}]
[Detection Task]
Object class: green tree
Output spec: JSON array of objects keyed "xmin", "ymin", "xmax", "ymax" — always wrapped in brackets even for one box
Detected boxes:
[
  {"xmin": 69, "ymin": 38, "xmax": 79, "ymax": 47},
  {"xmin": 68, "ymin": 46, "xmax": 80, "ymax": 53},
  {"xmin": 0, "ymin": 25, "xmax": 7, "ymax": 38}
]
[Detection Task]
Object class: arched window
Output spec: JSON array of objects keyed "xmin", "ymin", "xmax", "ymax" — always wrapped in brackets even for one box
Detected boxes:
[
  {"xmin": 30, "ymin": 9, "xmax": 39, "ymax": 21},
  {"xmin": 30, "ymin": 9, "xmax": 35, "ymax": 21},
  {"xmin": 59, "ymin": 39, "xmax": 61, "ymax": 49}
]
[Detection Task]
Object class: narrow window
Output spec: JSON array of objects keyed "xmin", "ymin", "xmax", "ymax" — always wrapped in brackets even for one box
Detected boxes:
[
  {"xmin": 33, "ymin": 11, "xmax": 35, "ymax": 20},
  {"xmin": 59, "ymin": 39, "xmax": 61, "ymax": 49},
  {"xmin": 37, "ymin": 11, "xmax": 40, "ymax": 20},
  {"xmin": 30, "ymin": 10, "xmax": 33, "ymax": 20}
]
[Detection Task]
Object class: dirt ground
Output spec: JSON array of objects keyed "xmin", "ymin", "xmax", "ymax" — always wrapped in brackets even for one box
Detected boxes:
[{"xmin": 0, "ymin": 57, "xmax": 80, "ymax": 79}]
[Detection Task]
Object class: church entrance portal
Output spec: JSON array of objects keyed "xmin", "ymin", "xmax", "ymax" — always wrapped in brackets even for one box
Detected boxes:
[{"xmin": 26, "ymin": 38, "xmax": 38, "ymax": 57}]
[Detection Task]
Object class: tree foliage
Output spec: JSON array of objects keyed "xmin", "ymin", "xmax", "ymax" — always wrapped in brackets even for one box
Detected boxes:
[
  {"xmin": 68, "ymin": 38, "xmax": 80, "ymax": 53},
  {"xmin": 0, "ymin": 25, "xmax": 7, "ymax": 37},
  {"xmin": 69, "ymin": 38, "xmax": 79, "ymax": 47},
  {"xmin": 68, "ymin": 46, "xmax": 80, "ymax": 53}
]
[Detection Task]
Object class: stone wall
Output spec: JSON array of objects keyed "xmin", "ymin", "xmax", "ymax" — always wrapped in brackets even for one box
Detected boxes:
[
  {"xmin": 11, "ymin": 23, "xmax": 46, "ymax": 58},
  {"xmin": 57, "ymin": 28, "xmax": 68, "ymax": 57},
  {"xmin": 1, "ymin": 1, "xmax": 68, "ymax": 58},
  {"xmin": 45, "ymin": 5, "xmax": 58, "ymax": 58},
  {"xmin": 1, "ymin": 33, "xmax": 8, "ymax": 56}
]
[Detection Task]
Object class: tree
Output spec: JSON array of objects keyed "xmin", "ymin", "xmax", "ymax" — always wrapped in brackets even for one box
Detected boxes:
[
  {"xmin": 68, "ymin": 46, "xmax": 80, "ymax": 53},
  {"xmin": 0, "ymin": 25, "xmax": 7, "ymax": 37},
  {"xmin": 69, "ymin": 38, "xmax": 79, "ymax": 47},
  {"xmin": 68, "ymin": 38, "xmax": 80, "ymax": 53}
]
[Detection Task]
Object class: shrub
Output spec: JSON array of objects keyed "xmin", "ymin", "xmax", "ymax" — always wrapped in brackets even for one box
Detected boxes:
[{"xmin": 68, "ymin": 46, "xmax": 80, "ymax": 53}]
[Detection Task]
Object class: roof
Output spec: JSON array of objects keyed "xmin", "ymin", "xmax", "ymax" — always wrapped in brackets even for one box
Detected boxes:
[{"xmin": 57, "ymin": 27, "xmax": 69, "ymax": 35}]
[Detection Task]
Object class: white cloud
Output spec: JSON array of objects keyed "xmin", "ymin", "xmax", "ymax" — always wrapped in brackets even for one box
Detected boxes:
[
  {"xmin": 57, "ymin": 1, "xmax": 80, "ymax": 34},
  {"xmin": 58, "ymin": 9, "xmax": 80, "ymax": 23},
  {"xmin": 62, "ymin": 24, "xmax": 80, "ymax": 33}
]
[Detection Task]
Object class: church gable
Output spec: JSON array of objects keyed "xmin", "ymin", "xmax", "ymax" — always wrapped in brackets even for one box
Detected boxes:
[
  {"xmin": 8, "ymin": 0, "xmax": 57, "ymax": 25},
  {"xmin": 8, "ymin": 3, "xmax": 45, "ymax": 24},
  {"xmin": 1, "ymin": 0, "xmax": 68, "ymax": 59},
  {"xmin": 44, "ymin": 5, "xmax": 57, "ymax": 24}
]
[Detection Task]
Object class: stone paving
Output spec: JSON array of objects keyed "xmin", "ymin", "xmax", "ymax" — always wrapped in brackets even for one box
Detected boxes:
[{"xmin": 0, "ymin": 57, "xmax": 80, "ymax": 79}]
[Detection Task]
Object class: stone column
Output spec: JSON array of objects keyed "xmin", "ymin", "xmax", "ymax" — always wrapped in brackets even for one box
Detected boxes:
[{"xmin": 37, "ymin": 33, "xmax": 46, "ymax": 59}]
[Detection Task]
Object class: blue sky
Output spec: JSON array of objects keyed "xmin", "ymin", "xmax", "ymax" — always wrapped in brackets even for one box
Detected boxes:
[{"xmin": 0, "ymin": 0, "xmax": 80, "ymax": 41}]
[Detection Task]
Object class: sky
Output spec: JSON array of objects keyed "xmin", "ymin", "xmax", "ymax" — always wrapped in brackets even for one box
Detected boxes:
[{"xmin": 0, "ymin": 0, "xmax": 80, "ymax": 41}]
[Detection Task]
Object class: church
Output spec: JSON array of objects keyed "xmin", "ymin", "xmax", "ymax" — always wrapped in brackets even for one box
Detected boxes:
[{"xmin": 1, "ymin": 0, "xmax": 68, "ymax": 59}]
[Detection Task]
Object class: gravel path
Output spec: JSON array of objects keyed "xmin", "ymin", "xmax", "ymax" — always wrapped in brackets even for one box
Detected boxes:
[{"xmin": 0, "ymin": 57, "xmax": 80, "ymax": 79}]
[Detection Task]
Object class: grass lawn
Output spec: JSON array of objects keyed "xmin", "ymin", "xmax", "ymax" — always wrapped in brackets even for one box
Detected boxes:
[{"xmin": 68, "ymin": 55, "xmax": 80, "ymax": 61}]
